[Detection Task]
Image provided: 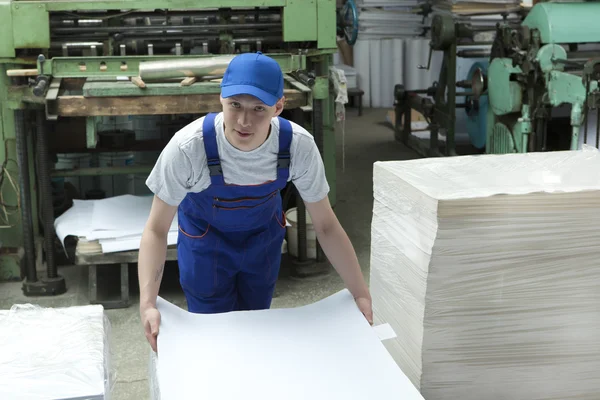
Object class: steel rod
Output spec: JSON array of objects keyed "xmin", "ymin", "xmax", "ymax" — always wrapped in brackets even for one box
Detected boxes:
[
  {"xmin": 51, "ymin": 165, "xmax": 153, "ymax": 177},
  {"xmin": 15, "ymin": 110, "xmax": 37, "ymax": 283},
  {"xmin": 52, "ymin": 22, "xmax": 280, "ymax": 34},
  {"xmin": 139, "ymin": 55, "xmax": 235, "ymax": 80},
  {"xmin": 36, "ymin": 111, "xmax": 57, "ymax": 279}
]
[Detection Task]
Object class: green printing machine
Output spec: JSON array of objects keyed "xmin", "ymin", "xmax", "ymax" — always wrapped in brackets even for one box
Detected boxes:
[
  {"xmin": 393, "ymin": 1, "xmax": 600, "ymax": 157},
  {"xmin": 0, "ymin": 0, "xmax": 358, "ymax": 302}
]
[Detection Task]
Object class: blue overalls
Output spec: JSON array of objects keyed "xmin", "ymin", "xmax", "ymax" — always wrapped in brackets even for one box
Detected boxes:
[{"xmin": 176, "ymin": 112, "xmax": 292, "ymax": 314}]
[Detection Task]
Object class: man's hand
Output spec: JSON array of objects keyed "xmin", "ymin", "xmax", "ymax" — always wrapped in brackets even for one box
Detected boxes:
[
  {"xmin": 141, "ymin": 306, "xmax": 161, "ymax": 352},
  {"xmin": 355, "ymin": 296, "xmax": 373, "ymax": 325}
]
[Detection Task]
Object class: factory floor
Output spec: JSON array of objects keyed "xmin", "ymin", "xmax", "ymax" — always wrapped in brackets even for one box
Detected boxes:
[{"xmin": 0, "ymin": 108, "xmax": 419, "ymax": 400}]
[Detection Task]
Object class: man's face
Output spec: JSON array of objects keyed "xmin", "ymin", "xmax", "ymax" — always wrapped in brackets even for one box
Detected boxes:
[{"xmin": 220, "ymin": 94, "xmax": 285, "ymax": 151}]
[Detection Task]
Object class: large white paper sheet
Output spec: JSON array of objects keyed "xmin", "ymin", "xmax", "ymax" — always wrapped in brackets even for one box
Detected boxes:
[
  {"xmin": 154, "ymin": 289, "xmax": 424, "ymax": 400},
  {"xmin": 54, "ymin": 195, "xmax": 178, "ymax": 254}
]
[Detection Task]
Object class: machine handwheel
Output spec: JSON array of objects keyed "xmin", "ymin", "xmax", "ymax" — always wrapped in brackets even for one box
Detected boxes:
[{"xmin": 338, "ymin": 0, "xmax": 359, "ymax": 45}]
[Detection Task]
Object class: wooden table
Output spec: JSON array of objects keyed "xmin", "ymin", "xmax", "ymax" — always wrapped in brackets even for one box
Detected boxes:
[{"xmin": 75, "ymin": 247, "xmax": 178, "ymax": 309}]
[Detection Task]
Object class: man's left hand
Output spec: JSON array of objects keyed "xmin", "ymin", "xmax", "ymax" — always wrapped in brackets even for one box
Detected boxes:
[{"xmin": 355, "ymin": 296, "xmax": 373, "ymax": 325}]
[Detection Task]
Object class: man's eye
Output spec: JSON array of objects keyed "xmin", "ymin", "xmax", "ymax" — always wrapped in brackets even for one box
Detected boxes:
[
  {"xmin": 255, "ymin": 106, "xmax": 265, "ymax": 112},
  {"xmin": 231, "ymin": 102, "xmax": 240, "ymax": 108}
]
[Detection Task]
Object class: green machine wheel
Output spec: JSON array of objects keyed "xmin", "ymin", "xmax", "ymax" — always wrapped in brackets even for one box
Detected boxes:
[{"xmin": 489, "ymin": 122, "xmax": 516, "ymax": 154}]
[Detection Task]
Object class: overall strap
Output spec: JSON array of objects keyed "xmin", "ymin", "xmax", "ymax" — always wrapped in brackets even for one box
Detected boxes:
[
  {"xmin": 277, "ymin": 117, "xmax": 293, "ymax": 181},
  {"xmin": 202, "ymin": 113, "xmax": 225, "ymax": 185}
]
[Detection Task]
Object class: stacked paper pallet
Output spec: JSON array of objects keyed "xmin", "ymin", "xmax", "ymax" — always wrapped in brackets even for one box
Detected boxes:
[
  {"xmin": 370, "ymin": 149, "xmax": 600, "ymax": 399},
  {"xmin": 0, "ymin": 304, "xmax": 113, "ymax": 399}
]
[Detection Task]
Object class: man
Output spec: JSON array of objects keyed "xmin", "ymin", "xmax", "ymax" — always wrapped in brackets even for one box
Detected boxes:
[{"xmin": 138, "ymin": 52, "xmax": 372, "ymax": 352}]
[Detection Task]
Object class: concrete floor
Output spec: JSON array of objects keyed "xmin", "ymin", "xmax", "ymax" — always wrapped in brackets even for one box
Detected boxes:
[{"xmin": 0, "ymin": 108, "xmax": 419, "ymax": 399}]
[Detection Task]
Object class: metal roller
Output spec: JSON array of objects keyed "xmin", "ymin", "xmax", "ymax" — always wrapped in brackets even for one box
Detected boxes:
[{"xmin": 139, "ymin": 55, "xmax": 236, "ymax": 80}]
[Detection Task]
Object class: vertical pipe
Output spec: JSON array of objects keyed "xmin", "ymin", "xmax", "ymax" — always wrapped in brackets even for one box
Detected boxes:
[
  {"xmin": 446, "ymin": 43, "xmax": 457, "ymax": 156},
  {"xmin": 36, "ymin": 110, "xmax": 57, "ymax": 279},
  {"xmin": 15, "ymin": 110, "xmax": 37, "ymax": 282},
  {"xmin": 291, "ymin": 107, "xmax": 308, "ymax": 262},
  {"xmin": 596, "ymin": 109, "xmax": 600, "ymax": 148},
  {"xmin": 313, "ymin": 59, "xmax": 326, "ymax": 262}
]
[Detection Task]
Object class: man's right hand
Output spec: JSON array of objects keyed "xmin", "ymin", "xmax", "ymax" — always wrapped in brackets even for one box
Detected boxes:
[{"xmin": 141, "ymin": 306, "xmax": 161, "ymax": 352}]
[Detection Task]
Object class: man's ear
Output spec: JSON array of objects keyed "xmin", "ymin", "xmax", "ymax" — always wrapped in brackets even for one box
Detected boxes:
[{"xmin": 273, "ymin": 96, "xmax": 285, "ymax": 116}]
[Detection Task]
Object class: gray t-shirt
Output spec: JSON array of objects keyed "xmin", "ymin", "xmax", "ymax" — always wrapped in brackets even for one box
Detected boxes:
[{"xmin": 146, "ymin": 112, "xmax": 330, "ymax": 206}]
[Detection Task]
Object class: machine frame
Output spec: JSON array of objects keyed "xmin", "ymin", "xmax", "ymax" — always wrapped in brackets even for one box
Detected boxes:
[{"xmin": 0, "ymin": 0, "xmax": 341, "ymax": 304}]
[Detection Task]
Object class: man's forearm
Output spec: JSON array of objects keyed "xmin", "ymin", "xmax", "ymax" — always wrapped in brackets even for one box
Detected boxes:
[
  {"xmin": 138, "ymin": 228, "xmax": 168, "ymax": 309},
  {"xmin": 316, "ymin": 223, "xmax": 370, "ymax": 300}
]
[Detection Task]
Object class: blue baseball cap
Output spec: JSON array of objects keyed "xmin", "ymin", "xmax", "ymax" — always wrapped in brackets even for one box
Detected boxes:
[{"xmin": 220, "ymin": 52, "xmax": 284, "ymax": 106}]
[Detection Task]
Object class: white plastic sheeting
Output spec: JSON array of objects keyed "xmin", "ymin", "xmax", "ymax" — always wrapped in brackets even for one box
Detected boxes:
[
  {"xmin": 370, "ymin": 147, "xmax": 600, "ymax": 399},
  {"xmin": 0, "ymin": 304, "xmax": 114, "ymax": 400}
]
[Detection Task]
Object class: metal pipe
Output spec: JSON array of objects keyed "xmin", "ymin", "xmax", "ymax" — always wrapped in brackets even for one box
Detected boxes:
[
  {"xmin": 35, "ymin": 111, "xmax": 57, "ymax": 279},
  {"xmin": 139, "ymin": 55, "xmax": 235, "ymax": 80},
  {"xmin": 50, "ymin": 10, "xmax": 282, "ymax": 23},
  {"xmin": 313, "ymin": 61, "xmax": 326, "ymax": 263},
  {"xmin": 52, "ymin": 165, "xmax": 153, "ymax": 177},
  {"xmin": 51, "ymin": 22, "xmax": 280, "ymax": 34},
  {"xmin": 457, "ymin": 49, "xmax": 491, "ymax": 58},
  {"xmin": 596, "ymin": 108, "xmax": 600, "ymax": 148},
  {"xmin": 15, "ymin": 110, "xmax": 37, "ymax": 283}
]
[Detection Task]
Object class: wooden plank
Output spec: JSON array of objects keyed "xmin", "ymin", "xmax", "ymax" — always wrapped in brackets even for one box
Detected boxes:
[
  {"xmin": 55, "ymin": 89, "xmax": 308, "ymax": 116},
  {"xmin": 75, "ymin": 247, "xmax": 178, "ymax": 266},
  {"xmin": 83, "ymin": 80, "xmax": 222, "ymax": 97}
]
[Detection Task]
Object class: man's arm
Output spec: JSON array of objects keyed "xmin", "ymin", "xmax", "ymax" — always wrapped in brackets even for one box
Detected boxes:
[
  {"xmin": 138, "ymin": 195, "xmax": 178, "ymax": 310},
  {"xmin": 304, "ymin": 196, "xmax": 373, "ymax": 323}
]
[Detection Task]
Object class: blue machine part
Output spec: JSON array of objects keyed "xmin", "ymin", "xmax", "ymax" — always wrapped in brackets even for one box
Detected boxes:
[
  {"xmin": 341, "ymin": 0, "xmax": 359, "ymax": 45},
  {"xmin": 464, "ymin": 61, "xmax": 489, "ymax": 149}
]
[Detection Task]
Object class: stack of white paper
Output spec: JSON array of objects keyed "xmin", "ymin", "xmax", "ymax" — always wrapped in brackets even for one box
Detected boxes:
[
  {"xmin": 370, "ymin": 148, "xmax": 600, "ymax": 399},
  {"xmin": 356, "ymin": 1, "xmax": 425, "ymax": 40},
  {"xmin": 0, "ymin": 304, "xmax": 113, "ymax": 400},
  {"xmin": 54, "ymin": 194, "xmax": 178, "ymax": 254},
  {"xmin": 431, "ymin": 0, "xmax": 521, "ymax": 31}
]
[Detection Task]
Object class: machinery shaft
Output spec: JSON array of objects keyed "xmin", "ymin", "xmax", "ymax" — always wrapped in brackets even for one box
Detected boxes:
[
  {"xmin": 15, "ymin": 111, "xmax": 37, "ymax": 283},
  {"xmin": 36, "ymin": 111, "xmax": 57, "ymax": 279},
  {"xmin": 139, "ymin": 56, "xmax": 235, "ymax": 80}
]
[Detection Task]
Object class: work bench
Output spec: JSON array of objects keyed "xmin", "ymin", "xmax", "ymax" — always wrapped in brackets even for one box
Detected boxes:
[{"xmin": 75, "ymin": 246, "xmax": 178, "ymax": 309}]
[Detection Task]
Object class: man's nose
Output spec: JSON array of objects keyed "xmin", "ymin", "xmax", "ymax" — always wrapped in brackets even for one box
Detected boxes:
[{"xmin": 238, "ymin": 111, "xmax": 251, "ymax": 127}]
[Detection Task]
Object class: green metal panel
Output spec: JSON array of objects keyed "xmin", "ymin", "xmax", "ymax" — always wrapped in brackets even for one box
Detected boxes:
[
  {"xmin": 12, "ymin": 2, "xmax": 50, "ymax": 49},
  {"xmin": 0, "ymin": 1, "xmax": 15, "ymax": 58},
  {"xmin": 16, "ymin": 0, "xmax": 286, "ymax": 11},
  {"xmin": 0, "ymin": 255, "xmax": 21, "ymax": 281},
  {"xmin": 523, "ymin": 2, "xmax": 600, "ymax": 44},
  {"xmin": 488, "ymin": 57, "xmax": 523, "ymax": 116},
  {"xmin": 0, "ymin": 64, "xmax": 24, "ymax": 250},
  {"xmin": 546, "ymin": 70, "xmax": 596, "ymax": 107},
  {"xmin": 317, "ymin": 0, "xmax": 336, "ymax": 49},
  {"xmin": 83, "ymin": 80, "xmax": 222, "ymax": 97},
  {"xmin": 284, "ymin": 0, "xmax": 318, "ymax": 42},
  {"xmin": 43, "ymin": 54, "xmax": 305, "ymax": 78},
  {"xmin": 86, "ymin": 117, "xmax": 98, "ymax": 148}
]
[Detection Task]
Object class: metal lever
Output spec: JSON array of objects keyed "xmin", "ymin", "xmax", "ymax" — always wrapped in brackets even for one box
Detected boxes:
[
  {"xmin": 418, "ymin": 46, "xmax": 433, "ymax": 70},
  {"xmin": 32, "ymin": 54, "xmax": 49, "ymax": 97}
]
